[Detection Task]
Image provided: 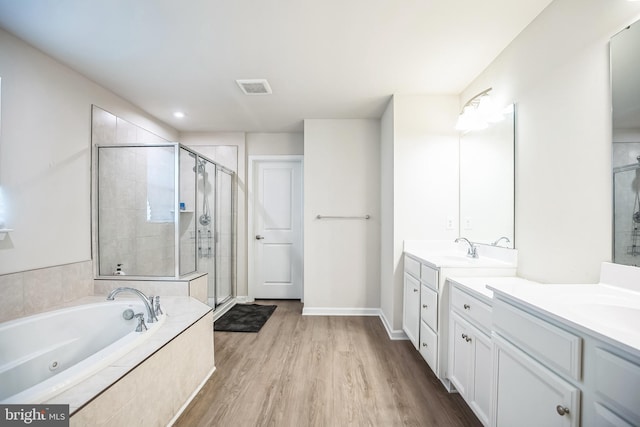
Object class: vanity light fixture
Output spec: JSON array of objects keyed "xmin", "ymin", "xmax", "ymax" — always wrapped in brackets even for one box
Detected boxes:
[{"xmin": 455, "ymin": 87, "xmax": 506, "ymax": 133}]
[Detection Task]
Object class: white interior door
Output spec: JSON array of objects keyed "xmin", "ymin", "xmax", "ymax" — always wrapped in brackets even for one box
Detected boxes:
[{"xmin": 251, "ymin": 158, "xmax": 302, "ymax": 299}]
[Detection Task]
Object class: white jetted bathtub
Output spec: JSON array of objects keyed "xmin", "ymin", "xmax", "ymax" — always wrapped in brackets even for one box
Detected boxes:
[{"xmin": 0, "ymin": 299, "xmax": 165, "ymax": 404}]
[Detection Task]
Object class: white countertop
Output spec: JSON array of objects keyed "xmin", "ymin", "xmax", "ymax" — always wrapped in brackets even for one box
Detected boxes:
[
  {"xmin": 447, "ymin": 276, "xmax": 539, "ymax": 305},
  {"xmin": 489, "ymin": 281, "xmax": 640, "ymax": 358},
  {"xmin": 404, "ymin": 239, "xmax": 517, "ymax": 269}
]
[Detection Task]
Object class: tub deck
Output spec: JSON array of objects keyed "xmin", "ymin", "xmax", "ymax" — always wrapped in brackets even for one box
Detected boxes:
[{"xmin": 42, "ymin": 296, "xmax": 213, "ymax": 416}]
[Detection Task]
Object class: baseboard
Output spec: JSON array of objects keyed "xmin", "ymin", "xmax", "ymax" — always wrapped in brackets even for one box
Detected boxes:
[
  {"xmin": 167, "ymin": 365, "xmax": 216, "ymax": 426},
  {"xmin": 235, "ymin": 295, "xmax": 254, "ymax": 303},
  {"xmin": 302, "ymin": 307, "xmax": 381, "ymax": 316},
  {"xmin": 379, "ymin": 310, "xmax": 408, "ymax": 340}
]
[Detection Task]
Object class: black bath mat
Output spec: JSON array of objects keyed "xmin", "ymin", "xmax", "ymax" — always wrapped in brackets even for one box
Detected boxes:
[{"xmin": 214, "ymin": 304, "xmax": 277, "ymax": 333}]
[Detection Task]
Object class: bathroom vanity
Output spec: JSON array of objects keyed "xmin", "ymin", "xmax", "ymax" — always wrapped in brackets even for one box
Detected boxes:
[
  {"xmin": 402, "ymin": 240, "xmax": 517, "ymax": 390},
  {"xmin": 488, "ymin": 263, "xmax": 640, "ymax": 427},
  {"xmin": 446, "ymin": 276, "xmax": 538, "ymax": 426}
]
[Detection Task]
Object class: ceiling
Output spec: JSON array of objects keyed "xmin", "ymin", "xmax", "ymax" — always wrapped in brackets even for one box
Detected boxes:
[{"xmin": 0, "ymin": 0, "xmax": 553, "ymax": 133}]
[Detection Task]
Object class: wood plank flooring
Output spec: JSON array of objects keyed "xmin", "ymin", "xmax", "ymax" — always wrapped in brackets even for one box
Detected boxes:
[{"xmin": 174, "ymin": 300, "xmax": 482, "ymax": 427}]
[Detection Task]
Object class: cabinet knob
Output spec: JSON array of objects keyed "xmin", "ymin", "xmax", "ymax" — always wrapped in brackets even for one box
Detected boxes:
[
  {"xmin": 463, "ymin": 304, "xmax": 471, "ymax": 310},
  {"xmin": 413, "ymin": 288, "xmax": 419, "ymax": 293},
  {"xmin": 556, "ymin": 405, "xmax": 570, "ymax": 416},
  {"xmin": 422, "ymin": 342, "xmax": 428, "ymax": 347},
  {"xmin": 465, "ymin": 336, "xmax": 472, "ymax": 343},
  {"xmin": 461, "ymin": 333, "xmax": 467, "ymax": 339},
  {"xmin": 422, "ymin": 304, "xmax": 428, "ymax": 308}
]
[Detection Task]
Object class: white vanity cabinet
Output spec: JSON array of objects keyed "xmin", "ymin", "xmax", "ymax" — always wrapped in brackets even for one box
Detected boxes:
[
  {"xmin": 490, "ymin": 283, "xmax": 640, "ymax": 427},
  {"xmin": 448, "ymin": 282, "xmax": 493, "ymax": 426},
  {"xmin": 403, "ymin": 269, "xmax": 421, "ymax": 349},
  {"xmin": 402, "ymin": 251, "xmax": 515, "ymax": 390},
  {"xmin": 491, "ymin": 298, "xmax": 582, "ymax": 427}
]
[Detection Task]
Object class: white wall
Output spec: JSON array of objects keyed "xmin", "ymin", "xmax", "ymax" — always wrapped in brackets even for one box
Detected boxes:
[
  {"xmin": 461, "ymin": 0, "xmax": 640, "ymax": 283},
  {"xmin": 179, "ymin": 132, "xmax": 247, "ymax": 296},
  {"xmin": 380, "ymin": 95, "xmax": 460, "ymax": 332},
  {"xmin": 303, "ymin": 119, "xmax": 380, "ymax": 311},
  {"xmin": 380, "ymin": 99, "xmax": 395, "ymax": 328},
  {"xmin": 246, "ymin": 133, "xmax": 303, "ymax": 156},
  {"xmin": 0, "ymin": 28, "xmax": 177, "ymax": 276}
]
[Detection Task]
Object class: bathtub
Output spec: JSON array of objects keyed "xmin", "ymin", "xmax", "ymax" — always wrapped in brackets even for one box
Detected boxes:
[{"xmin": 0, "ymin": 299, "xmax": 165, "ymax": 404}]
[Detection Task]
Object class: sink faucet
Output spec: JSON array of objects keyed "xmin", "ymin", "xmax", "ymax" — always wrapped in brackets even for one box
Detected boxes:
[
  {"xmin": 455, "ymin": 237, "xmax": 478, "ymax": 258},
  {"xmin": 492, "ymin": 236, "xmax": 511, "ymax": 247},
  {"xmin": 106, "ymin": 287, "xmax": 158, "ymax": 323}
]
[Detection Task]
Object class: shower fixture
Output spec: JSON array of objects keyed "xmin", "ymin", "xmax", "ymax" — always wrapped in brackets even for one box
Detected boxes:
[{"xmin": 194, "ymin": 159, "xmax": 206, "ymax": 175}]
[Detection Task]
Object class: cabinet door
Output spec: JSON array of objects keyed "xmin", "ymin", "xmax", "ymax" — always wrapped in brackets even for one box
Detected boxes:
[
  {"xmin": 403, "ymin": 273, "xmax": 420, "ymax": 349},
  {"xmin": 471, "ymin": 329, "xmax": 492, "ymax": 426},
  {"xmin": 449, "ymin": 312, "xmax": 472, "ymax": 397},
  {"xmin": 492, "ymin": 335, "xmax": 580, "ymax": 427}
]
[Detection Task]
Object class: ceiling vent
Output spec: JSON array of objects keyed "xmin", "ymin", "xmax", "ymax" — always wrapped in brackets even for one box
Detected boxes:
[{"xmin": 236, "ymin": 79, "xmax": 272, "ymax": 95}]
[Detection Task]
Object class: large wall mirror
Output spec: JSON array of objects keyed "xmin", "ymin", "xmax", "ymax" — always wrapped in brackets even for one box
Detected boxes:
[
  {"xmin": 612, "ymin": 19, "xmax": 640, "ymax": 267},
  {"xmin": 459, "ymin": 105, "xmax": 515, "ymax": 247}
]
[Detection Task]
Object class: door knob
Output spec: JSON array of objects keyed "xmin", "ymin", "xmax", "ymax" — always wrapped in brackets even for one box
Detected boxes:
[{"xmin": 255, "ymin": 235, "xmax": 265, "ymax": 240}]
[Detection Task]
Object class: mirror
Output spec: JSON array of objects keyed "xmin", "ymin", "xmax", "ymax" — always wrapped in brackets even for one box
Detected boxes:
[
  {"xmin": 612, "ymin": 19, "xmax": 640, "ymax": 267},
  {"xmin": 459, "ymin": 105, "xmax": 515, "ymax": 247}
]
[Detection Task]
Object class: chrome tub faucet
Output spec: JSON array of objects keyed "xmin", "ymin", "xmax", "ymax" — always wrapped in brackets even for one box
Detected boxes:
[{"xmin": 107, "ymin": 287, "xmax": 158, "ymax": 324}]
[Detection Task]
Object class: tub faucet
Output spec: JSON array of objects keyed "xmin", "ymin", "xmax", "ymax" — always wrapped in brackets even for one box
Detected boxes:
[
  {"xmin": 455, "ymin": 237, "xmax": 478, "ymax": 258},
  {"xmin": 106, "ymin": 287, "xmax": 158, "ymax": 323}
]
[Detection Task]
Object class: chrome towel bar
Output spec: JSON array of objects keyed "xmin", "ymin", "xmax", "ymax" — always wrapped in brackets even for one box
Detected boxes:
[{"xmin": 316, "ymin": 214, "xmax": 370, "ymax": 220}]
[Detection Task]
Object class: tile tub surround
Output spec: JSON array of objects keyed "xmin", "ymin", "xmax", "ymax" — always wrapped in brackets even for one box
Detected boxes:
[
  {"xmin": 43, "ymin": 296, "xmax": 214, "ymax": 423},
  {"xmin": 0, "ymin": 260, "xmax": 93, "ymax": 323},
  {"xmin": 94, "ymin": 272, "xmax": 209, "ymax": 304}
]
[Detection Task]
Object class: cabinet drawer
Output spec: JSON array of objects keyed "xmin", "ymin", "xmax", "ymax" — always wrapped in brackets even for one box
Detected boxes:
[
  {"xmin": 493, "ymin": 299, "xmax": 582, "ymax": 381},
  {"xmin": 594, "ymin": 348, "xmax": 640, "ymax": 425},
  {"xmin": 451, "ymin": 286, "xmax": 492, "ymax": 334},
  {"xmin": 420, "ymin": 285, "xmax": 438, "ymax": 331},
  {"xmin": 420, "ymin": 320, "xmax": 438, "ymax": 373},
  {"xmin": 420, "ymin": 264, "xmax": 438, "ymax": 290},
  {"xmin": 405, "ymin": 255, "xmax": 420, "ymax": 279},
  {"xmin": 593, "ymin": 403, "xmax": 634, "ymax": 427}
]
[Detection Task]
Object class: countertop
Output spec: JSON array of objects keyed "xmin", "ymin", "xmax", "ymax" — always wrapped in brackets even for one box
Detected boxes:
[
  {"xmin": 447, "ymin": 276, "xmax": 539, "ymax": 305},
  {"xmin": 404, "ymin": 239, "xmax": 517, "ymax": 269},
  {"xmin": 488, "ymin": 281, "xmax": 640, "ymax": 358}
]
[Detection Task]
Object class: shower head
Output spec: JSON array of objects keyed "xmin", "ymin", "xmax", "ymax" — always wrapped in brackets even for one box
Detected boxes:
[{"xmin": 193, "ymin": 159, "xmax": 206, "ymax": 174}]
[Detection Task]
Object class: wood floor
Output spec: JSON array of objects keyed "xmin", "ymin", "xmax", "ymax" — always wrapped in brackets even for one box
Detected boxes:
[{"xmin": 174, "ymin": 300, "xmax": 482, "ymax": 427}]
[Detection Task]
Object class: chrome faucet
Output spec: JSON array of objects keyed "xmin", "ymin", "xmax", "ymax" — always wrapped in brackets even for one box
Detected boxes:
[
  {"xmin": 106, "ymin": 287, "xmax": 158, "ymax": 323},
  {"xmin": 492, "ymin": 236, "xmax": 511, "ymax": 247},
  {"xmin": 455, "ymin": 237, "xmax": 478, "ymax": 258}
]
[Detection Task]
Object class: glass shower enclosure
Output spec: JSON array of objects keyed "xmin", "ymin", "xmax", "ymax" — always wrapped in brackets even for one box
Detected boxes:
[
  {"xmin": 613, "ymin": 160, "xmax": 640, "ymax": 267},
  {"xmin": 96, "ymin": 143, "xmax": 235, "ymax": 308}
]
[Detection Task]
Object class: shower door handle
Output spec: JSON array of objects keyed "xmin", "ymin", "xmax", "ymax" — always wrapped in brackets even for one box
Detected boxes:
[{"xmin": 255, "ymin": 235, "xmax": 265, "ymax": 240}]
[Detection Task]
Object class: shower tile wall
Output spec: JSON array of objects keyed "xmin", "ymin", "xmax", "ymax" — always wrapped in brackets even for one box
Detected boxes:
[
  {"xmin": 93, "ymin": 106, "xmax": 176, "ymax": 277},
  {"xmin": 613, "ymin": 142, "xmax": 640, "ymax": 168},
  {"xmin": 99, "ymin": 147, "xmax": 175, "ymax": 276}
]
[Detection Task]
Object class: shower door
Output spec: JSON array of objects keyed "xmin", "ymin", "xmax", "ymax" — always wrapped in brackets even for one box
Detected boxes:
[
  {"xmin": 215, "ymin": 168, "xmax": 234, "ymax": 306},
  {"xmin": 196, "ymin": 157, "xmax": 217, "ymax": 307}
]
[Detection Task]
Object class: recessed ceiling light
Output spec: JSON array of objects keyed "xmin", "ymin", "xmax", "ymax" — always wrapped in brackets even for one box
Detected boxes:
[
  {"xmin": 236, "ymin": 79, "xmax": 272, "ymax": 95},
  {"xmin": 173, "ymin": 111, "xmax": 185, "ymax": 118}
]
